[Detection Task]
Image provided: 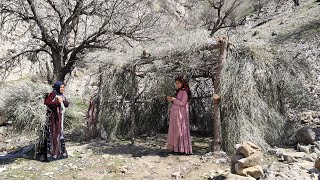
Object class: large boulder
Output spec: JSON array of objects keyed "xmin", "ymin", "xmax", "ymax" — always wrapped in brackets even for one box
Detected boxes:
[
  {"xmin": 235, "ymin": 164, "xmax": 264, "ymax": 179},
  {"xmin": 232, "ymin": 142, "xmax": 264, "ymax": 179},
  {"xmin": 296, "ymin": 126, "xmax": 316, "ymax": 145},
  {"xmin": 231, "ymin": 154, "xmax": 245, "ymax": 173},
  {"xmin": 237, "ymin": 152, "xmax": 263, "ymax": 168},
  {"xmin": 237, "ymin": 141, "xmax": 261, "ymax": 157}
]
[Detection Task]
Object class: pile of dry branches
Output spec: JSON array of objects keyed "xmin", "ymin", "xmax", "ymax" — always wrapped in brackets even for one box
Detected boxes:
[
  {"xmin": 220, "ymin": 44, "xmax": 314, "ymax": 152},
  {"xmin": 2, "ymin": 81, "xmax": 49, "ymax": 134}
]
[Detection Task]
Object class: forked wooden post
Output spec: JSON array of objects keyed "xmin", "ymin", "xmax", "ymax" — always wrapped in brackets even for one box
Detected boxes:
[
  {"xmin": 212, "ymin": 36, "xmax": 229, "ymax": 151},
  {"xmin": 129, "ymin": 64, "xmax": 137, "ymax": 145},
  {"xmin": 96, "ymin": 67, "xmax": 107, "ymax": 140}
]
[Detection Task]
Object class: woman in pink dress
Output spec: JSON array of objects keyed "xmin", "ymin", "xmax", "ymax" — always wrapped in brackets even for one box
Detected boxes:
[{"xmin": 166, "ymin": 77, "xmax": 192, "ymax": 155}]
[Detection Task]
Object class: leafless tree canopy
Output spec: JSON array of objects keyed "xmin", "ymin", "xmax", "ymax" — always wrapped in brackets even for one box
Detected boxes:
[
  {"xmin": 201, "ymin": 0, "xmax": 244, "ymax": 37},
  {"xmin": 0, "ymin": 0, "xmax": 160, "ymax": 82}
]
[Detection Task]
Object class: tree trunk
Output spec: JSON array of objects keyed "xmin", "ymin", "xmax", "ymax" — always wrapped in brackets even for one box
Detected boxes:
[
  {"xmin": 51, "ymin": 51, "xmax": 73, "ymax": 82},
  {"xmin": 212, "ymin": 37, "xmax": 228, "ymax": 151},
  {"xmin": 57, "ymin": 70, "xmax": 68, "ymax": 83},
  {"xmin": 51, "ymin": 51, "xmax": 65, "ymax": 82}
]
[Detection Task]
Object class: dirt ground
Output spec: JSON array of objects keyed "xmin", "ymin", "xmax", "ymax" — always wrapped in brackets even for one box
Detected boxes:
[{"xmin": 0, "ymin": 129, "xmax": 229, "ymax": 180}]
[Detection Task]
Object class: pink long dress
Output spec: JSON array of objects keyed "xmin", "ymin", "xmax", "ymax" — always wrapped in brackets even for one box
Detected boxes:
[{"xmin": 167, "ymin": 90, "xmax": 192, "ymax": 154}]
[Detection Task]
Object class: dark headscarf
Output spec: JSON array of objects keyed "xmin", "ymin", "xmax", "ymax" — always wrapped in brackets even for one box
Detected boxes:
[
  {"xmin": 53, "ymin": 81, "xmax": 64, "ymax": 95},
  {"xmin": 174, "ymin": 77, "xmax": 191, "ymax": 101}
]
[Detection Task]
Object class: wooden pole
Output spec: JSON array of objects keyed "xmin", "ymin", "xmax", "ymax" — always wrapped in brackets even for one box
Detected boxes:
[
  {"xmin": 129, "ymin": 64, "xmax": 137, "ymax": 145},
  {"xmin": 212, "ymin": 36, "xmax": 228, "ymax": 151},
  {"xmin": 96, "ymin": 67, "xmax": 107, "ymax": 140}
]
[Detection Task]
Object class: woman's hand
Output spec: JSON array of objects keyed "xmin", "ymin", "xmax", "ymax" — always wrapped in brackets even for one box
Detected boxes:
[
  {"xmin": 57, "ymin": 96, "xmax": 63, "ymax": 103},
  {"xmin": 167, "ymin": 96, "xmax": 175, "ymax": 101}
]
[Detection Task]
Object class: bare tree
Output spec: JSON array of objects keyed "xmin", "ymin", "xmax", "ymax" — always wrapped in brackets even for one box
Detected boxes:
[
  {"xmin": 201, "ymin": 0, "xmax": 244, "ymax": 37},
  {"xmin": 0, "ymin": 0, "xmax": 159, "ymax": 82}
]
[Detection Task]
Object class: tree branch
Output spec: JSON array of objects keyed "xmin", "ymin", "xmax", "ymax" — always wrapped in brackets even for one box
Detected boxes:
[
  {"xmin": 46, "ymin": 0, "xmax": 64, "ymax": 26},
  {"xmin": 26, "ymin": 0, "xmax": 57, "ymax": 49}
]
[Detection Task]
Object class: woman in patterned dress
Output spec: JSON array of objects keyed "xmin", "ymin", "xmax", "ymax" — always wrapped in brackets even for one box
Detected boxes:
[{"xmin": 38, "ymin": 81, "xmax": 69, "ymax": 161}]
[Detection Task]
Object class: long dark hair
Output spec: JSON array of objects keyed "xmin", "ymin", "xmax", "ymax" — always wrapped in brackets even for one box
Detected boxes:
[{"xmin": 174, "ymin": 77, "xmax": 191, "ymax": 100}]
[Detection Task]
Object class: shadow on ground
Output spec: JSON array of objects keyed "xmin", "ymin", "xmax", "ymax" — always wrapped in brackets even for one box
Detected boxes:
[
  {"xmin": 71, "ymin": 133, "xmax": 212, "ymax": 158},
  {"xmin": 0, "ymin": 132, "xmax": 212, "ymax": 166}
]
